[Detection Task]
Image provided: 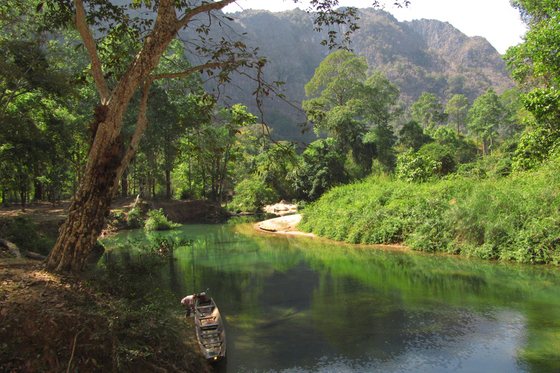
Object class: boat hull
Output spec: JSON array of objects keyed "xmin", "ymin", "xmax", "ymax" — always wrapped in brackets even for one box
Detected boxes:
[{"xmin": 194, "ymin": 297, "xmax": 226, "ymax": 361}]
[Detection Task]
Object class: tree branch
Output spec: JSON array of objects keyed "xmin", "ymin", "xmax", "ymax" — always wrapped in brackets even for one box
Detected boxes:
[
  {"xmin": 73, "ymin": 0, "xmax": 110, "ymax": 103},
  {"xmin": 177, "ymin": 0, "xmax": 238, "ymax": 29},
  {"xmin": 112, "ymin": 77, "xmax": 153, "ymax": 196},
  {"xmin": 150, "ymin": 60, "xmax": 246, "ymax": 82}
]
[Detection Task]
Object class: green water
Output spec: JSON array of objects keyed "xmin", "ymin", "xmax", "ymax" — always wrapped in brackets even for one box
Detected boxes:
[{"xmin": 101, "ymin": 223, "xmax": 560, "ymax": 373}]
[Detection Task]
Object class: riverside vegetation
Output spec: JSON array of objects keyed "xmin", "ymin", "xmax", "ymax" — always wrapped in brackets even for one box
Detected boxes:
[
  {"xmin": 2, "ymin": 0, "xmax": 543, "ymax": 271},
  {"xmin": 299, "ymin": 154, "xmax": 560, "ymax": 264}
]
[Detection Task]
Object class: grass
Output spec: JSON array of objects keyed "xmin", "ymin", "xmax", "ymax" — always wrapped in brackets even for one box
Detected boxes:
[
  {"xmin": 299, "ymin": 156, "xmax": 560, "ymax": 264},
  {"xmin": 144, "ymin": 208, "xmax": 181, "ymax": 231}
]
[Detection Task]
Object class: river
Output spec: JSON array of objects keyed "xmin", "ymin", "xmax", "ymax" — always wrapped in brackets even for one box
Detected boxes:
[{"xmin": 100, "ymin": 222, "xmax": 560, "ymax": 373}]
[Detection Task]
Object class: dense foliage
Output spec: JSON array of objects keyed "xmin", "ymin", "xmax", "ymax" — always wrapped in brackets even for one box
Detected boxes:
[
  {"xmin": 297, "ymin": 0, "xmax": 560, "ymax": 266},
  {"xmin": 299, "ymin": 154, "xmax": 560, "ymax": 264},
  {"xmin": 0, "ymin": 0, "xmax": 527, "ymax": 214},
  {"xmin": 506, "ymin": 0, "xmax": 560, "ymax": 170}
]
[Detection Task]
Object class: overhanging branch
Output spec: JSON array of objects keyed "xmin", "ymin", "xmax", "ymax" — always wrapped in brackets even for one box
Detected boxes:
[
  {"xmin": 177, "ymin": 0, "xmax": 238, "ymax": 29},
  {"xmin": 112, "ymin": 77, "xmax": 153, "ymax": 196},
  {"xmin": 150, "ymin": 60, "xmax": 246, "ymax": 82}
]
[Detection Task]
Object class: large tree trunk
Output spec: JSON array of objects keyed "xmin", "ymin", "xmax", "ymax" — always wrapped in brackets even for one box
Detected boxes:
[
  {"xmin": 46, "ymin": 1, "xmax": 179, "ymax": 273},
  {"xmin": 47, "ymin": 126, "xmax": 122, "ymax": 272}
]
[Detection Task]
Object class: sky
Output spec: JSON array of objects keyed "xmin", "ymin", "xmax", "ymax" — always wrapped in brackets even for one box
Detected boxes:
[{"xmin": 223, "ymin": 0, "xmax": 527, "ymax": 54}]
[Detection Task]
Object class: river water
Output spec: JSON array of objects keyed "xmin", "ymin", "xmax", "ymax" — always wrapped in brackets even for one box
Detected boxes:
[{"xmin": 100, "ymin": 222, "xmax": 560, "ymax": 373}]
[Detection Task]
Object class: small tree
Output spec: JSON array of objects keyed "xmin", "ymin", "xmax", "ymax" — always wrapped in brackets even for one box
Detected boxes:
[
  {"xmin": 468, "ymin": 88, "xmax": 506, "ymax": 156},
  {"xmin": 232, "ymin": 176, "xmax": 279, "ymax": 213},
  {"xmin": 445, "ymin": 94, "xmax": 470, "ymax": 135},
  {"xmin": 412, "ymin": 92, "xmax": 448, "ymax": 130},
  {"xmin": 292, "ymin": 138, "xmax": 348, "ymax": 201},
  {"xmin": 398, "ymin": 120, "xmax": 433, "ymax": 151}
]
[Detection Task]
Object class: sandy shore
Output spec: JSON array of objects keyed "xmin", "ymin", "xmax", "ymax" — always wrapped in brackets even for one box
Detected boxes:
[{"xmin": 254, "ymin": 214, "xmax": 316, "ymax": 237}]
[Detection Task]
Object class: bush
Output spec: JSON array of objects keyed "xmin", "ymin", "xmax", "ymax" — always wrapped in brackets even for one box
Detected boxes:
[
  {"xmin": 232, "ymin": 176, "xmax": 279, "ymax": 212},
  {"xmin": 126, "ymin": 207, "xmax": 143, "ymax": 228},
  {"xmin": 144, "ymin": 209, "xmax": 180, "ymax": 231},
  {"xmin": 0, "ymin": 216, "xmax": 55, "ymax": 255},
  {"xmin": 395, "ymin": 149, "xmax": 441, "ymax": 182},
  {"xmin": 418, "ymin": 142, "xmax": 457, "ymax": 176},
  {"xmin": 179, "ymin": 188, "xmax": 199, "ymax": 200}
]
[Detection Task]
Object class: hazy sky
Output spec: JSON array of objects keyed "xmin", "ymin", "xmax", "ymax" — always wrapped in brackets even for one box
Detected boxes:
[{"xmin": 224, "ymin": 0, "xmax": 527, "ymax": 54}]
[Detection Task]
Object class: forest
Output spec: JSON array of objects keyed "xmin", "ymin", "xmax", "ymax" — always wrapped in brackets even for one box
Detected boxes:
[
  {"xmin": 1, "ymin": 0, "xmax": 559, "ymax": 267},
  {"xmin": 2, "ymin": 1, "xmax": 560, "ymax": 372}
]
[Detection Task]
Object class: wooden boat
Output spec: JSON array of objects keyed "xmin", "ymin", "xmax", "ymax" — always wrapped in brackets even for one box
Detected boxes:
[{"xmin": 194, "ymin": 296, "xmax": 227, "ymax": 362}]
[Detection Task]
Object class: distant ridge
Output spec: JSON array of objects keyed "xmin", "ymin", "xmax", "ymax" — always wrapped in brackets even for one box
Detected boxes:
[{"xmin": 201, "ymin": 8, "xmax": 514, "ymax": 142}]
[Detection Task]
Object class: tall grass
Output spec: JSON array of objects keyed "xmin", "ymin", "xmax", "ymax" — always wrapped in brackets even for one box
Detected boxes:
[{"xmin": 299, "ymin": 157, "xmax": 560, "ymax": 264}]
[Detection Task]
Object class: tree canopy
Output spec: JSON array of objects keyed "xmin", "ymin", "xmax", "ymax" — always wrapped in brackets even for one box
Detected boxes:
[
  {"xmin": 445, "ymin": 94, "xmax": 470, "ymax": 135},
  {"xmin": 468, "ymin": 88, "xmax": 506, "ymax": 156},
  {"xmin": 303, "ymin": 50, "xmax": 401, "ymax": 176},
  {"xmin": 411, "ymin": 92, "xmax": 448, "ymax": 130},
  {"xmin": 506, "ymin": 0, "xmax": 560, "ymax": 170},
  {"xmin": 22, "ymin": 0, "xmax": 410, "ymax": 272}
]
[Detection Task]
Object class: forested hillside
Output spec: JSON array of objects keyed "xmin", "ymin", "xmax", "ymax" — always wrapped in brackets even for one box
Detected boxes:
[
  {"xmin": 298, "ymin": 0, "xmax": 560, "ymax": 265},
  {"xmin": 214, "ymin": 8, "xmax": 514, "ymax": 141},
  {"xmin": 4, "ymin": 0, "xmax": 557, "ymax": 270}
]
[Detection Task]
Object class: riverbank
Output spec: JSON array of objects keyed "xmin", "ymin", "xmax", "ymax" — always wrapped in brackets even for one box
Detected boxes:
[
  {"xmin": 0, "ymin": 198, "xmax": 223, "ymax": 373},
  {"xmin": 0, "ymin": 197, "xmax": 230, "ymax": 240},
  {"xmin": 0, "ymin": 257, "xmax": 211, "ymax": 372}
]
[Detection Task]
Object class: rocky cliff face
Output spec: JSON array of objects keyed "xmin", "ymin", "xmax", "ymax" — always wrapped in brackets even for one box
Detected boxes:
[
  {"xmin": 345, "ymin": 10, "xmax": 513, "ymax": 104},
  {"xmin": 406, "ymin": 18, "xmax": 507, "ymax": 71}
]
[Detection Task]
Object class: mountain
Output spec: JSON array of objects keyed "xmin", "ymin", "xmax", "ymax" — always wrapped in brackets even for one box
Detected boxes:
[{"xmin": 199, "ymin": 8, "xmax": 515, "ymax": 142}]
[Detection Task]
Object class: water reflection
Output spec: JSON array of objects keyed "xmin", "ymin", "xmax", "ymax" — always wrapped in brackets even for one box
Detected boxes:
[{"xmin": 101, "ymin": 224, "xmax": 560, "ymax": 373}]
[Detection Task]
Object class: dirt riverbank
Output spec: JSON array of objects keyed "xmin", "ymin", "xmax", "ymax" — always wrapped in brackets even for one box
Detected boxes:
[{"xmin": 0, "ymin": 198, "xmax": 223, "ymax": 373}]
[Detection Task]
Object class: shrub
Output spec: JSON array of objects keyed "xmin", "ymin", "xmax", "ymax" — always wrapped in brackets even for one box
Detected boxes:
[
  {"xmin": 418, "ymin": 142, "xmax": 457, "ymax": 176},
  {"xmin": 395, "ymin": 149, "xmax": 441, "ymax": 182},
  {"xmin": 144, "ymin": 209, "xmax": 180, "ymax": 231},
  {"xmin": 126, "ymin": 207, "xmax": 143, "ymax": 228},
  {"xmin": 179, "ymin": 188, "xmax": 199, "ymax": 200},
  {"xmin": 0, "ymin": 216, "xmax": 55, "ymax": 255}
]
